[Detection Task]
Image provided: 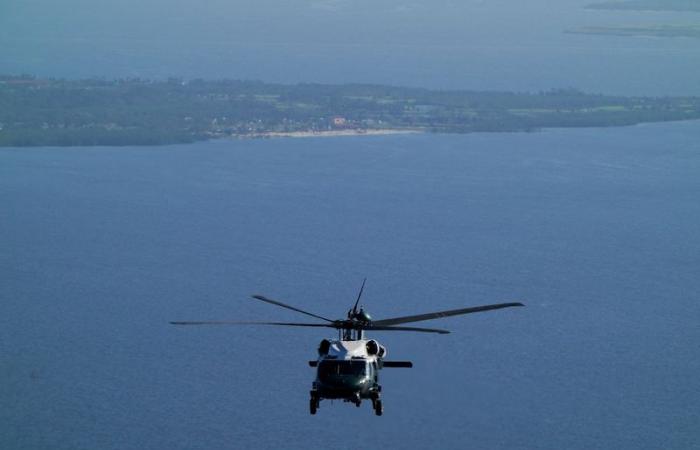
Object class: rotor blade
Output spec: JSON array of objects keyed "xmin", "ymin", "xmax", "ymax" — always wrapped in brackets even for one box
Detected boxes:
[
  {"xmin": 352, "ymin": 278, "xmax": 367, "ymax": 315},
  {"xmin": 364, "ymin": 325, "xmax": 451, "ymax": 334},
  {"xmin": 170, "ymin": 320, "xmax": 337, "ymax": 328},
  {"xmin": 372, "ymin": 302, "xmax": 524, "ymax": 326},
  {"xmin": 250, "ymin": 294, "xmax": 334, "ymax": 323}
]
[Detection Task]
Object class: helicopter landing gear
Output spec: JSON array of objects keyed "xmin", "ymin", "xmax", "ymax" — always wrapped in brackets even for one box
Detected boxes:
[
  {"xmin": 371, "ymin": 391, "xmax": 383, "ymax": 416},
  {"xmin": 310, "ymin": 392, "xmax": 320, "ymax": 415},
  {"xmin": 373, "ymin": 399, "xmax": 383, "ymax": 416}
]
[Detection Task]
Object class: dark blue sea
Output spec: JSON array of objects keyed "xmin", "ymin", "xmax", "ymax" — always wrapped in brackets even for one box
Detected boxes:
[{"xmin": 2, "ymin": 122, "xmax": 700, "ymax": 449}]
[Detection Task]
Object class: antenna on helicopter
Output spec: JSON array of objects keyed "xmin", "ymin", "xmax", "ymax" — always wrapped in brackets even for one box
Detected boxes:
[{"xmin": 352, "ymin": 278, "xmax": 366, "ymax": 317}]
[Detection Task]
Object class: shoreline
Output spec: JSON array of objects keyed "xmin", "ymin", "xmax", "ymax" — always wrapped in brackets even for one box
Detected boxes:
[
  {"xmin": 4, "ymin": 76, "xmax": 700, "ymax": 147},
  {"xmin": 234, "ymin": 128, "xmax": 424, "ymax": 139}
]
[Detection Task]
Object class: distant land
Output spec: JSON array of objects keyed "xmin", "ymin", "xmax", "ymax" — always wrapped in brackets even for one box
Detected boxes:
[
  {"xmin": 2, "ymin": 75, "xmax": 700, "ymax": 147},
  {"xmin": 568, "ymin": 24, "xmax": 700, "ymax": 39},
  {"xmin": 587, "ymin": 0, "xmax": 700, "ymax": 12}
]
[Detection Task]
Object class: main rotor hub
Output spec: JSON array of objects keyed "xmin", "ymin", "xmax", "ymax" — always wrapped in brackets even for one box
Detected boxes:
[{"xmin": 355, "ymin": 308, "xmax": 372, "ymax": 323}]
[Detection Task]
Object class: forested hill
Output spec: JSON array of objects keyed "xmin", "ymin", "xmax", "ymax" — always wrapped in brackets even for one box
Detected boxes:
[{"xmin": 2, "ymin": 75, "xmax": 700, "ymax": 147}]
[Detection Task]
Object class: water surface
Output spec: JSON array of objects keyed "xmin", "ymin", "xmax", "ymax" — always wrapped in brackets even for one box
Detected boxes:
[{"xmin": 1, "ymin": 122, "xmax": 700, "ymax": 449}]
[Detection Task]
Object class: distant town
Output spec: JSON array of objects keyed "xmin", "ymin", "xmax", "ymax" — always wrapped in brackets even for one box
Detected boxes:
[{"xmin": 2, "ymin": 75, "xmax": 700, "ymax": 147}]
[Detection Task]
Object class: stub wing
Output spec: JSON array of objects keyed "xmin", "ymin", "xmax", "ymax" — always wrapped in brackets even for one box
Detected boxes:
[{"xmin": 381, "ymin": 361, "xmax": 413, "ymax": 368}]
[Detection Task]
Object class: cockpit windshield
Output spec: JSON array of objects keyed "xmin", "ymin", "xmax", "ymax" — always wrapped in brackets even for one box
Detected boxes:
[{"xmin": 318, "ymin": 360, "xmax": 368, "ymax": 378}]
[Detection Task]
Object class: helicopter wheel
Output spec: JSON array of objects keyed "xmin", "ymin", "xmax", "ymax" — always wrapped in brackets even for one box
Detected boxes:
[
  {"xmin": 310, "ymin": 397, "xmax": 318, "ymax": 415},
  {"xmin": 374, "ymin": 399, "xmax": 383, "ymax": 416}
]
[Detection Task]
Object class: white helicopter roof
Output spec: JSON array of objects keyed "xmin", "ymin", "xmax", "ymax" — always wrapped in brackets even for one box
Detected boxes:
[{"xmin": 326, "ymin": 339, "xmax": 382, "ymax": 360}]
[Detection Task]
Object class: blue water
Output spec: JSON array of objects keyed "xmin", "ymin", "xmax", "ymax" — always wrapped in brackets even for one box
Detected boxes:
[
  {"xmin": 2, "ymin": 0, "xmax": 700, "ymax": 96},
  {"xmin": 2, "ymin": 122, "xmax": 700, "ymax": 449}
]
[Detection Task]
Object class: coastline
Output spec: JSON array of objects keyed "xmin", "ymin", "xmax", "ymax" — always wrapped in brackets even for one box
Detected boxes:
[
  {"xmin": 235, "ymin": 128, "xmax": 424, "ymax": 139},
  {"xmin": 4, "ymin": 76, "xmax": 700, "ymax": 147}
]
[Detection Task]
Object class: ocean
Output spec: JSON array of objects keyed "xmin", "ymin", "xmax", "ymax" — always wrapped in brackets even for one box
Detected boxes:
[{"xmin": 2, "ymin": 121, "xmax": 699, "ymax": 449}]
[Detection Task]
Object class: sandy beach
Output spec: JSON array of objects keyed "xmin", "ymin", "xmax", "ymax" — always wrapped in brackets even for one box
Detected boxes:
[{"xmin": 238, "ymin": 128, "xmax": 424, "ymax": 139}]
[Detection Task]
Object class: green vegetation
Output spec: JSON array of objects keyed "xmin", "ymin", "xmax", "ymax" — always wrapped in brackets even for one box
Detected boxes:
[
  {"xmin": 568, "ymin": 24, "xmax": 700, "ymax": 39},
  {"xmin": 2, "ymin": 75, "xmax": 700, "ymax": 147},
  {"xmin": 587, "ymin": 0, "xmax": 700, "ymax": 12}
]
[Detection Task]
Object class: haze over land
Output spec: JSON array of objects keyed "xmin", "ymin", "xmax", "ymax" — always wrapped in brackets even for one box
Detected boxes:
[
  {"xmin": 578, "ymin": 0, "xmax": 700, "ymax": 38},
  {"xmin": 587, "ymin": 0, "xmax": 700, "ymax": 12},
  {"xmin": 3, "ymin": 0, "xmax": 700, "ymax": 146},
  {"xmin": 569, "ymin": 24, "xmax": 700, "ymax": 39}
]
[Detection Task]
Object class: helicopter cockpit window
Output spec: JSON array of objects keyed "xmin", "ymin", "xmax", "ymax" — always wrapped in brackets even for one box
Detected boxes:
[{"xmin": 318, "ymin": 360, "xmax": 368, "ymax": 379}]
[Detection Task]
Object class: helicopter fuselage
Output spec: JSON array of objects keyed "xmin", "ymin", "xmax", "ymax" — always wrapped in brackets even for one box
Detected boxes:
[
  {"xmin": 312, "ymin": 339, "xmax": 381, "ymax": 400},
  {"xmin": 309, "ymin": 338, "xmax": 394, "ymax": 414}
]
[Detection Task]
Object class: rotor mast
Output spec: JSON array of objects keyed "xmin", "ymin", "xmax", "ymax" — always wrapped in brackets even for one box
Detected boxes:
[{"xmin": 346, "ymin": 278, "xmax": 369, "ymax": 340}]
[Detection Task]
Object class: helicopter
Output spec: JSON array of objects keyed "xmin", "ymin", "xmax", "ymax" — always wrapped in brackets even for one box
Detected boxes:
[{"xmin": 170, "ymin": 280, "xmax": 523, "ymax": 416}]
